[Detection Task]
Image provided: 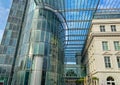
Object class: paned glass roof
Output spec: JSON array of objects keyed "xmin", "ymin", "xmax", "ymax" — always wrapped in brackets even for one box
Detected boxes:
[{"xmin": 62, "ymin": 0, "xmax": 120, "ymax": 64}]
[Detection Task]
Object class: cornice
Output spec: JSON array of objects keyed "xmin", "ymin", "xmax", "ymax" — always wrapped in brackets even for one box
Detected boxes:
[
  {"xmin": 92, "ymin": 19, "xmax": 120, "ymax": 24},
  {"xmin": 82, "ymin": 32, "xmax": 120, "ymax": 56},
  {"xmin": 90, "ymin": 32, "xmax": 120, "ymax": 37},
  {"xmin": 102, "ymin": 52, "xmax": 112, "ymax": 55},
  {"xmin": 115, "ymin": 51, "xmax": 120, "ymax": 55}
]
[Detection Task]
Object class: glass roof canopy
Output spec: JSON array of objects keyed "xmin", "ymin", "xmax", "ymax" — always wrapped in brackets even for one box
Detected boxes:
[{"xmin": 62, "ymin": 0, "xmax": 120, "ymax": 64}]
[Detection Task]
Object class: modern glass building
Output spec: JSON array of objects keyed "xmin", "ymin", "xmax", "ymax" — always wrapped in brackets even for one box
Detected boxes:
[
  {"xmin": 0, "ymin": 0, "xmax": 120, "ymax": 85},
  {"xmin": 0, "ymin": 0, "xmax": 65, "ymax": 85}
]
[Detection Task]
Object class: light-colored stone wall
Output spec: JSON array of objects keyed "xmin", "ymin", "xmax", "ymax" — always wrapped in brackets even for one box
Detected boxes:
[
  {"xmin": 91, "ymin": 19, "xmax": 120, "ymax": 32},
  {"xmin": 93, "ymin": 72, "xmax": 120, "ymax": 85},
  {"xmin": 84, "ymin": 19, "xmax": 120, "ymax": 85}
]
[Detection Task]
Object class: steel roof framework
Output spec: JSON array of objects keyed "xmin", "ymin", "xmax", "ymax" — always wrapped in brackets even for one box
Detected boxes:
[{"xmin": 63, "ymin": 0, "xmax": 120, "ymax": 64}]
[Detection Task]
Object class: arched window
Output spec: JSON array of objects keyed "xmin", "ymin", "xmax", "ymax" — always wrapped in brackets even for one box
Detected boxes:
[
  {"xmin": 106, "ymin": 76, "xmax": 115, "ymax": 85},
  {"xmin": 66, "ymin": 69, "xmax": 77, "ymax": 77}
]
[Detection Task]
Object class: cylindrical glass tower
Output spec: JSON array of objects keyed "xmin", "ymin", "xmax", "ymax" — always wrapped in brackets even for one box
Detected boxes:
[{"xmin": 12, "ymin": 0, "xmax": 65, "ymax": 85}]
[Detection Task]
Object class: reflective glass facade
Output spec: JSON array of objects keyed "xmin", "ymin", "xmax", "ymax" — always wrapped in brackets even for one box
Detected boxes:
[
  {"xmin": 0, "ymin": 0, "xmax": 28, "ymax": 84},
  {"xmin": 0, "ymin": 0, "xmax": 65, "ymax": 85}
]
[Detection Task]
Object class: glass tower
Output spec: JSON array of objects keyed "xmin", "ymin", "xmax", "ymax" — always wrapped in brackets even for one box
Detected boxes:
[
  {"xmin": 0, "ymin": 0, "xmax": 28, "ymax": 85},
  {"xmin": 0, "ymin": 0, "xmax": 65, "ymax": 85}
]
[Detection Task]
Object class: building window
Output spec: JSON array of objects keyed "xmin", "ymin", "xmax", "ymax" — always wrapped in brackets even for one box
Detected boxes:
[
  {"xmin": 106, "ymin": 76, "xmax": 115, "ymax": 85},
  {"xmin": 114, "ymin": 41, "xmax": 120, "ymax": 51},
  {"xmin": 102, "ymin": 41, "xmax": 108, "ymax": 51},
  {"xmin": 111, "ymin": 25, "xmax": 116, "ymax": 32},
  {"xmin": 117, "ymin": 56, "xmax": 120, "ymax": 68},
  {"xmin": 66, "ymin": 69, "xmax": 77, "ymax": 77},
  {"xmin": 104, "ymin": 56, "xmax": 111, "ymax": 68},
  {"xmin": 100, "ymin": 25, "xmax": 105, "ymax": 32}
]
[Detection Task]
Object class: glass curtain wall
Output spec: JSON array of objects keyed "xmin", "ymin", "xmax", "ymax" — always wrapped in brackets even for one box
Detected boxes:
[
  {"xmin": 0, "ymin": 0, "xmax": 28, "ymax": 85},
  {"xmin": 11, "ymin": 0, "xmax": 65, "ymax": 85}
]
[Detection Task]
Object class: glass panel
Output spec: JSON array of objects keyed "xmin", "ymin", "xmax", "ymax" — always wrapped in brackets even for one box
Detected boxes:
[
  {"xmin": 100, "ymin": 25, "xmax": 105, "ymax": 32},
  {"xmin": 39, "ymin": 42, "xmax": 45, "ymax": 55},
  {"xmin": 102, "ymin": 41, "xmax": 108, "ymax": 51},
  {"xmin": 33, "ymin": 43, "xmax": 39, "ymax": 54},
  {"xmin": 111, "ymin": 25, "xmax": 116, "ymax": 32},
  {"xmin": 41, "ymin": 31, "xmax": 45, "ymax": 41},
  {"xmin": 117, "ymin": 56, "xmax": 120, "ymax": 68},
  {"xmin": 114, "ymin": 41, "xmax": 120, "ymax": 51},
  {"xmin": 35, "ymin": 30, "xmax": 41, "ymax": 41},
  {"xmin": 104, "ymin": 56, "xmax": 111, "ymax": 68}
]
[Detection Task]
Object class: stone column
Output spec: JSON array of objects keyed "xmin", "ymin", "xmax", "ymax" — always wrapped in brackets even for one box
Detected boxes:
[{"xmin": 30, "ymin": 56, "xmax": 43, "ymax": 85}]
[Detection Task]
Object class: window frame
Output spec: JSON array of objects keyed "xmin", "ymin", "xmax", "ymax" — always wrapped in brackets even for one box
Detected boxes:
[
  {"xmin": 111, "ymin": 25, "xmax": 116, "ymax": 32},
  {"xmin": 104, "ymin": 56, "xmax": 111, "ymax": 68},
  {"xmin": 106, "ymin": 76, "xmax": 115, "ymax": 85},
  {"xmin": 117, "ymin": 56, "xmax": 120, "ymax": 68},
  {"xmin": 100, "ymin": 25, "xmax": 105, "ymax": 32},
  {"xmin": 102, "ymin": 41, "xmax": 109, "ymax": 51},
  {"xmin": 114, "ymin": 41, "xmax": 120, "ymax": 51}
]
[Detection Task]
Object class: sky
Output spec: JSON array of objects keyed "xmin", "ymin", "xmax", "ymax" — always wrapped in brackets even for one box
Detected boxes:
[{"xmin": 0, "ymin": 0, "xmax": 12, "ymax": 42}]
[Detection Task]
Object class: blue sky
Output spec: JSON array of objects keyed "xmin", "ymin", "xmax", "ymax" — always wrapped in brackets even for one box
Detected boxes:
[{"xmin": 0, "ymin": 0, "xmax": 12, "ymax": 42}]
